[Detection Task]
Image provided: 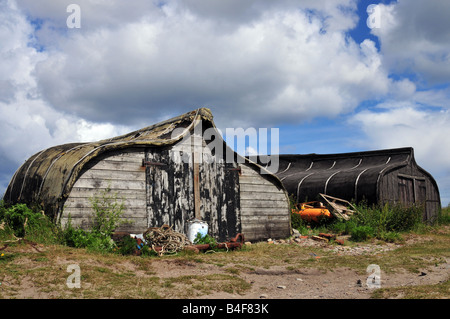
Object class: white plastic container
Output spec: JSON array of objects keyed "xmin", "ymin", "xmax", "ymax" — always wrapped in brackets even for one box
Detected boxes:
[{"xmin": 187, "ymin": 219, "xmax": 208, "ymax": 243}]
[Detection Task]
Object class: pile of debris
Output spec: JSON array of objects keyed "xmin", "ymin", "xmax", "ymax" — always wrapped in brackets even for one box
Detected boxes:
[
  {"xmin": 113, "ymin": 225, "xmax": 245, "ymax": 256},
  {"xmin": 259, "ymin": 229, "xmax": 346, "ymax": 247},
  {"xmin": 292, "ymin": 194, "xmax": 356, "ymax": 222}
]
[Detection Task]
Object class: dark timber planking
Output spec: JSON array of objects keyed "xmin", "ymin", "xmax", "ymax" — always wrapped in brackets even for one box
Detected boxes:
[{"xmin": 274, "ymin": 147, "xmax": 441, "ymax": 222}]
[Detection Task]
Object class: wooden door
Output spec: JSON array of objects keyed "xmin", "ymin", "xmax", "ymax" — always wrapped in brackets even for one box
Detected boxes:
[
  {"xmin": 415, "ymin": 179, "xmax": 427, "ymax": 205},
  {"xmin": 145, "ymin": 148, "xmax": 193, "ymax": 234},
  {"xmin": 398, "ymin": 175, "xmax": 427, "ymax": 205},
  {"xmin": 200, "ymin": 153, "xmax": 241, "ymax": 241},
  {"xmin": 145, "ymin": 148, "xmax": 241, "ymax": 242},
  {"xmin": 398, "ymin": 176, "xmax": 414, "ymax": 205}
]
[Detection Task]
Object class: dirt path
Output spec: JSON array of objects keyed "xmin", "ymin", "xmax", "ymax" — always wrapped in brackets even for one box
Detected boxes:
[
  {"xmin": 145, "ymin": 234, "xmax": 450, "ymax": 299},
  {"xmin": 148, "ymin": 257, "xmax": 449, "ymax": 299}
]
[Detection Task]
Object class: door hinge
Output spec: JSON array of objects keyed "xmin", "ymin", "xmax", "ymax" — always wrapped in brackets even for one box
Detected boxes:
[{"xmin": 142, "ymin": 159, "xmax": 167, "ymax": 167}]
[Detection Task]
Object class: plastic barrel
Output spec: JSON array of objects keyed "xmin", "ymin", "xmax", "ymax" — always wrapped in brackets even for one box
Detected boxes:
[{"xmin": 188, "ymin": 219, "xmax": 208, "ymax": 243}]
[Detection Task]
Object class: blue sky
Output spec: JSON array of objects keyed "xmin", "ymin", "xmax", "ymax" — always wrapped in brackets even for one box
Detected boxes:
[{"xmin": 1, "ymin": 0, "xmax": 450, "ymax": 205}]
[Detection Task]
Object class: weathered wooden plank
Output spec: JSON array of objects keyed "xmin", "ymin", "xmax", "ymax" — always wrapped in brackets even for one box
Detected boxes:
[
  {"xmin": 199, "ymin": 156, "xmax": 218, "ymax": 236},
  {"xmin": 219, "ymin": 161, "xmax": 241, "ymax": 241},
  {"xmin": 63, "ymin": 197, "xmax": 146, "ymax": 209},
  {"xmin": 240, "ymin": 200, "xmax": 289, "ymax": 209},
  {"xmin": 62, "ymin": 207, "xmax": 147, "ymax": 219},
  {"xmin": 68, "ymin": 187, "xmax": 146, "ymax": 199},
  {"xmin": 86, "ymin": 160, "xmax": 145, "ymax": 172},
  {"xmin": 60, "ymin": 217, "xmax": 148, "ymax": 233},
  {"xmin": 241, "ymin": 225, "xmax": 290, "ymax": 233},
  {"xmin": 73, "ymin": 178, "xmax": 146, "ymax": 190},
  {"xmin": 115, "ymin": 220, "xmax": 149, "ymax": 233},
  {"xmin": 241, "ymin": 218, "xmax": 289, "ymax": 227},
  {"xmin": 172, "ymin": 151, "xmax": 194, "ymax": 233},
  {"xmin": 78, "ymin": 169, "xmax": 145, "ymax": 181},
  {"xmin": 62, "ymin": 204, "xmax": 148, "ymax": 215},
  {"xmin": 94, "ymin": 151, "xmax": 145, "ymax": 162},
  {"xmin": 241, "ymin": 224, "xmax": 290, "ymax": 241},
  {"xmin": 239, "ymin": 184, "xmax": 285, "ymax": 193},
  {"xmin": 240, "ymin": 192, "xmax": 287, "ymax": 201},
  {"xmin": 239, "ymin": 176, "xmax": 275, "ymax": 186},
  {"xmin": 241, "ymin": 221, "xmax": 290, "ymax": 229},
  {"xmin": 240, "ymin": 165, "xmax": 261, "ymax": 175},
  {"xmin": 240, "ymin": 210, "xmax": 290, "ymax": 218}
]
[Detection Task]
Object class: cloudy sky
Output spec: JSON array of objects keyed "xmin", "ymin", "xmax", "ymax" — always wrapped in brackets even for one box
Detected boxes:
[{"xmin": 1, "ymin": 0, "xmax": 449, "ymax": 205}]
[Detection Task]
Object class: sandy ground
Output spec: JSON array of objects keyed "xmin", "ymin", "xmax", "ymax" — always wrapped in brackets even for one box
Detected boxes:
[
  {"xmin": 2, "ymin": 231, "xmax": 449, "ymax": 299},
  {"xmin": 145, "ymin": 232, "xmax": 450, "ymax": 299},
  {"xmin": 149, "ymin": 248, "xmax": 450, "ymax": 299}
]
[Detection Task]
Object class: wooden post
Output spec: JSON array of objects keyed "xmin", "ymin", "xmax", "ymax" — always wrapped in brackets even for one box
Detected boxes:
[{"xmin": 193, "ymin": 151, "xmax": 201, "ymax": 220}]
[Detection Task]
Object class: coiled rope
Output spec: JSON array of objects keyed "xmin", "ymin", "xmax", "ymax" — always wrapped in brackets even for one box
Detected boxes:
[{"xmin": 143, "ymin": 224, "xmax": 191, "ymax": 256}]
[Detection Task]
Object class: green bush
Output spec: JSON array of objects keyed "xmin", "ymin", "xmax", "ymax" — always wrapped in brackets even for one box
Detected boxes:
[
  {"xmin": 89, "ymin": 187, "xmax": 127, "ymax": 236},
  {"xmin": 0, "ymin": 199, "xmax": 5, "ymax": 220},
  {"xmin": 1, "ymin": 203, "xmax": 35, "ymax": 237},
  {"xmin": 329, "ymin": 219, "xmax": 357, "ymax": 235},
  {"xmin": 0, "ymin": 222, "xmax": 16, "ymax": 242},
  {"xmin": 116, "ymin": 235, "xmax": 138, "ymax": 255},
  {"xmin": 0, "ymin": 203, "xmax": 58, "ymax": 241},
  {"xmin": 346, "ymin": 203, "xmax": 423, "ymax": 241},
  {"xmin": 290, "ymin": 213, "xmax": 306, "ymax": 231},
  {"xmin": 378, "ymin": 231, "xmax": 402, "ymax": 243},
  {"xmin": 350, "ymin": 225, "xmax": 374, "ymax": 242},
  {"xmin": 353, "ymin": 202, "xmax": 423, "ymax": 234},
  {"xmin": 64, "ymin": 228, "xmax": 115, "ymax": 252},
  {"xmin": 293, "ymin": 201, "xmax": 426, "ymax": 243},
  {"xmin": 62, "ymin": 218, "xmax": 116, "ymax": 252},
  {"xmin": 24, "ymin": 216, "xmax": 62, "ymax": 244},
  {"xmin": 437, "ymin": 205, "xmax": 450, "ymax": 225},
  {"xmin": 61, "ymin": 189, "xmax": 127, "ymax": 252},
  {"xmin": 194, "ymin": 233, "xmax": 217, "ymax": 249}
]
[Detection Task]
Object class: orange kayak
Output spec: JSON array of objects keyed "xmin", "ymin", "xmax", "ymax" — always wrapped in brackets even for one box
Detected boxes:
[{"xmin": 292, "ymin": 202, "xmax": 333, "ymax": 222}]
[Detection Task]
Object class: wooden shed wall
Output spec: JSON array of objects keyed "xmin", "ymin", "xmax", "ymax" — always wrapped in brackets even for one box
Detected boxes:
[
  {"xmin": 378, "ymin": 164, "xmax": 441, "ymax": 222},
  {"xmin": 61, "ymin": 146, "xmax": 242, "ymax": 241},
  {"xmin": 61, "ymin": 139, "xmax": 291, "ymax": 242},
  {"xmin": 61, "ymin": 149, "xmax": 147, "ymax": 232},
  {"xmin": 239, "ymin": 165, "xmax": 290, "ymax": 241},
  {"xmin": 275, "ymin": 149, "xmax": 441, "ymax": 222}
]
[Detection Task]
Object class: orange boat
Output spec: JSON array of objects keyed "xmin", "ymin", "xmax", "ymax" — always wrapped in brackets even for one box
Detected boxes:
[{"xmin": 292, "ymin": 201, "xmax": 332, "ymax": 222}]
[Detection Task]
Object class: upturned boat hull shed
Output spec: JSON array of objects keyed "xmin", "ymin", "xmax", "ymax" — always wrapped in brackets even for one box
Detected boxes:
[
  {"xmin": 5, "ymin": 108, "xmax": 291, "ymax": 242},
  {"xmin": 275, "ymin": 148, "xmax": 441, "ymax": 222}
]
